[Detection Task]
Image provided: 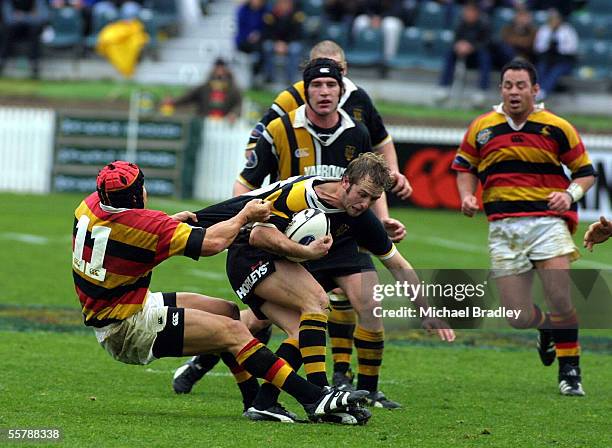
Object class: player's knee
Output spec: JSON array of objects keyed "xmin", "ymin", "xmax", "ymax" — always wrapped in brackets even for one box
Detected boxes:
[
  {"xmin": 301, "ymin": 288, "xmax": 329, "ymax": 313},
  {"xmin": 224, "ymin": 318, "xmax": 252, "ymax": 346}
]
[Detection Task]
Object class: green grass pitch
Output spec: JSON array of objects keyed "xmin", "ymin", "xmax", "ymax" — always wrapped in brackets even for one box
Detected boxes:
[{"xmin": 0, "ymin": 192, "xmax": 610, "ymax": 448}]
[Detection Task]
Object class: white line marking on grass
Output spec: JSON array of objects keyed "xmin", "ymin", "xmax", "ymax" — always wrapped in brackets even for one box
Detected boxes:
[
  {"xmin": 188, "ymin": 270, "xmax": 226, "ymax": 281},
  {"xmin": 0, "ymin": 232, "xmax": 49, "ymax": 245},
  {"xmin": 145, "ymin": 368, "xmax": 230, "ymax": 377}
]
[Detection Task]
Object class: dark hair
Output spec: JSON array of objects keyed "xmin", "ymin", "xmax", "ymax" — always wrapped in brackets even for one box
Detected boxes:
[
  {"xmin": 344, "ymin": 153, "xmax": 394, "ymax": 191},
  {"xmin": 500, "ymin": 59, "xmax": 538, "ymax": 85}
]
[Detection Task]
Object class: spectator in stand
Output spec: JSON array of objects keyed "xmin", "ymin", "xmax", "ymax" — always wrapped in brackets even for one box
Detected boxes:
[
  {"xmin": 352, "ymin": 0, "xmax": 419, "ymax": 63},
  {"xmin": 436, "ymin": 1, "xmax": 492, "ymax": 105},
  {"xmin": 533, "ymin": 8, "xmax": 578, "ymax": 101},
  {"xmin": 0, "ymin": 0, "xmax": 49, "ymax": 79},
  {"xmin": 235, "ymin": 0, "xmax": 268, "ymax": 83},
  {"xmin": 162, "ymin": 58, "xmax": 242, "ymax": 122},
  {"xmin": 495, "ymin": 5, "xmax": 537, "ymax": 65},
  {"xmin": 261, "ymin": 0, "xmax": 305, "ymax": 85}
]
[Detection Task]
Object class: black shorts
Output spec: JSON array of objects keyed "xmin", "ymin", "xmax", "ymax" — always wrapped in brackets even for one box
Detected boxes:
[
  {"xmin": 304, "ymin": 238, "xmax": 376, "ymax": 292},
  {"xmin": 226, "ymin": 243, "xmax": 280, "ymax": 320},
  {"xmin": 152, "ymin": 292, "xmax": 185, "ymax": 359}
]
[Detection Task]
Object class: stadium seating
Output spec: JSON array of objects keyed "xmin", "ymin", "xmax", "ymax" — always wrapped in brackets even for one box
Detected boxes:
[
  {"xmin": 139, "ymin": 9, "xmax": 159, "ymax": 60},
  {"xmin": 576, "ymin": 39, "xmax": 611, "ymax": 81},
  {"xmin": 148, "ymin": 0, "xmax": 180, "ymax": 35},
  {"xmin": 321, "ymin": 22, "xmax": 349, "ymax": 49},
  {"xmin": 388, "ymin": 27, "xmax": 424, "ymax": 69},
  {"xmin": 345, "ymin": 27, "xmax": 384, "ymax": 67},
  {"xmin": 414, "ymin": 1, "xmax": 447, "ymax": 32},
  {"xmin": 44, "ymin": 7, "xmax": 83, "ymax": 54},
  {"xmin": 586, "ymin": 0, "xmax": 612, "ymax": 15}
]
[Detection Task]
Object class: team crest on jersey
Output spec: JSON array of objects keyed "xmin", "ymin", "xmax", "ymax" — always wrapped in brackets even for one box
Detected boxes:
[
  {"xmin": 352, "ymin": 108, "xmax": 363, "ymax": 122},
  {"xmin": 541, "ymin": 125, "xmax": 551, "ymax": 137},
  {"xmin": 345, "ymin": 145, "xmax": 356, "ymax": 161},
  {"xmin": 245, "ymin": 151, "xmax": 258, "ymax": 169},
  {"xmin": 294, "ymin": 148, "xmax": 310, "ymax": 158},
  {"xmin": 476, "ymin": 128, "xmax": 493, "ymax": 145}
]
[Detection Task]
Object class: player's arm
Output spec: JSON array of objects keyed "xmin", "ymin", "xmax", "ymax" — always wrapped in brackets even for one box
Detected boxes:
[
  {"xmin": 377, "ymin": 140, "xmax": 412, "ymax": 199},
  {"xmin": 249, "ymin": 224, "xmax": 332, "ymax": 261},
  {"xmin": 200, "ymin": 200, "xmax": 271, "ymax": 256},
  {"xmin": 547, "ymin": 175, "xmax": 595, "ymax": 213},
  {"xmin": 456, "ymin": 171, "xmax": 479, "ymax": 217},
  {"xmin": 381, "ymin": 252, "xmax": 456, "ymax": 342},
  {"xmin": 584, "ymin": 216, "xmax": 612, "ymax": 251},
  {"xmin": 370, "ymin": 192, "xmax": 406, "ymax": 243}
]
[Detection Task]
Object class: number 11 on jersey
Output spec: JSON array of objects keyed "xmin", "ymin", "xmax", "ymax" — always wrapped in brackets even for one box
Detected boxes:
[{"xmin": 72, "ymin": 215, "xmax": 111, "ymax": 281}]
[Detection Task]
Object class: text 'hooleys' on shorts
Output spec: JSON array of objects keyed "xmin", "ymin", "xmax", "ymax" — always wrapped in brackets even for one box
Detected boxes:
[{"xmin": 488, "ymin": 216, "xmax": 579, "ymax": 278}]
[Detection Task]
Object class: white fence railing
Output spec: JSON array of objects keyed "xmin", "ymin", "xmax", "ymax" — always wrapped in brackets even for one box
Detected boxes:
[
  {"xmin": 0, "ymin": 107, "xmax": 55, "ymax": 193},
  {"xmin": 192, "ymin": 118, "xmax": 249, "ymax": 202}
]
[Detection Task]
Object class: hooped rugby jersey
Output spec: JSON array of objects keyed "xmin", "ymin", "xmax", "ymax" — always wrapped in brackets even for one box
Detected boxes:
[
  {"xmin": 238, "ymin": 105, "xmax": 372, "ymax": 190},
  {"xmin": 452, "ymin": 104, "xmax": 595, "ymax": 232},
  {"xmin": 245, "ymin": 77, "xmax": 391, "ymax": 152},
  {"xmin": 72, "ymin": 192, "xmax": 204, "ymax": 327},
  {"xmin": 193, "ymin": 175, "xmax": 396, "ymax": 261}
]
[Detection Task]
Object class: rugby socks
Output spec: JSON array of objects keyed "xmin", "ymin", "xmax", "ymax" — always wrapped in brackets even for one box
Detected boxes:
[
  {"xmin": 219, "ymin": 352, "xmax": 260, "ymax": 411},
  {"xmin": 299, "ymin": 312, "xmax": 329, "ymax": 387},
  {"xmin": 551, "ymin": 308, "xmax": 580, "ymax": 368},
  {"xmin": 328, "ymin": 293, "xmax": 356, "ymax": 374},
  {"xmin": 236, "ymin": 339, "xmax": 320, "ymax": 405},
  {"xmin": 354, "ymin": 326, "xmax": 385, "ymax": 392},
  {"xmin": 252, "ymin": 338, "xmax": 302, "ymax": 410}
]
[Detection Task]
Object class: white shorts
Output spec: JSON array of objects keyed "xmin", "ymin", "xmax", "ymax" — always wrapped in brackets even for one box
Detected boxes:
[
  {"xmin": 94, "ymin": 291, "xmax": 168, "ymax": 365},
  {"xmin": 488, "ymin": 216, "xmax": 579, "ymax": 278}
]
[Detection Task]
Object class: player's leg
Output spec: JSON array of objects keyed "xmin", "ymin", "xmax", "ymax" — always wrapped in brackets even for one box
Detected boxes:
[
  {"xmin": 335, "ymin": 271, "xmax": 400, "ymax": 409},
  {"xmin": 253, "ymin": 260, "xmax": 330, "ymax": 388},
  {"xmin": 172, "ymin": 296, "xmax": 271, "ymax": 395},
  {"xmin": 534, "ymin": 255, "xmax": 584, "ymax": 396},
  {"xmin": 243, "ymin": 302, "xmax": 303, "ymax": 421},
  {"xmin": 176, "ymin": 307, "xmax": 368, "ymax": 419},
  {"xmin": 327, "ymin": 288, "xmax": 357, "ymax": 389}
]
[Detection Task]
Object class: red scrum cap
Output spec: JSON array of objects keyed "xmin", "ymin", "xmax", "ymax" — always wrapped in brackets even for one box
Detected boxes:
[{"xmin": 97, "ymin": 161, "xmax": 141, "ymax": 192}]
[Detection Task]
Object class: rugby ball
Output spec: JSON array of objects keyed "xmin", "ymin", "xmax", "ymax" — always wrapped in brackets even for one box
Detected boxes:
[{"xmin": 284, "ymin": 209, "xmax": 330, "ymax": 262}]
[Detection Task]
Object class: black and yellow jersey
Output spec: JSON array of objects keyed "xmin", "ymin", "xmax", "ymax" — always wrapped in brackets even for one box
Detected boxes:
[
  {"xmin": 246, "ymin": 77, "xmax": 391, "ymax": 151},
  {"xmin": 452, "ymin": 104, "xmax": 595, "ymax": 232},
  {"xmin": 238, "ymin": 105, "xmax": 373, "ymax": 190},
  {"xmin": 193, "ymin": 175, "xmax": 396, "ymax": 260}
]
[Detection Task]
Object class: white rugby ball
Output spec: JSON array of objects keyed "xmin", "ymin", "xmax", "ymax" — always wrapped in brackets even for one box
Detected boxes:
[{"xmin": 284, "ymin": 208, "xmax": 330, "ymax": 262}]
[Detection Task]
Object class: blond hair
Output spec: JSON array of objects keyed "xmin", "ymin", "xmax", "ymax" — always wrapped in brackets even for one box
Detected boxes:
[
  {"xmin": 344, "ymin": 153, "xmax": 393, "ymax": 191},
  {"xmin": 310, "ymin": 40, "xmax": 346, "ymax": 67}
]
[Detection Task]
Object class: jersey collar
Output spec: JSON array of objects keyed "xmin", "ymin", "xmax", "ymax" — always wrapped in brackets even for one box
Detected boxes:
[
  {"xmin": 99, "ymin": 202, "xmax": 130, "ymax": 214},
  {"xmin": 493, "ymin": 102, "xmax": 545, "ymax": 131},
  {"xmin": 293, "ymin": 104, "xmax": 356, "ymax": 146},
  {"xmin": 305, "ymin": 176, "xmax": 345, "ymax": 213},
  {"xmin": 340, "ymin": 76, "xmax": 358, "ymax": 107}
]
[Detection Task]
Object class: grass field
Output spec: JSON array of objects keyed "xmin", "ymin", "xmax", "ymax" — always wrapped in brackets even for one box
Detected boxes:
[{"xmin": 0, "ymin": 192, "xmax": 611, "ymax": 447}]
